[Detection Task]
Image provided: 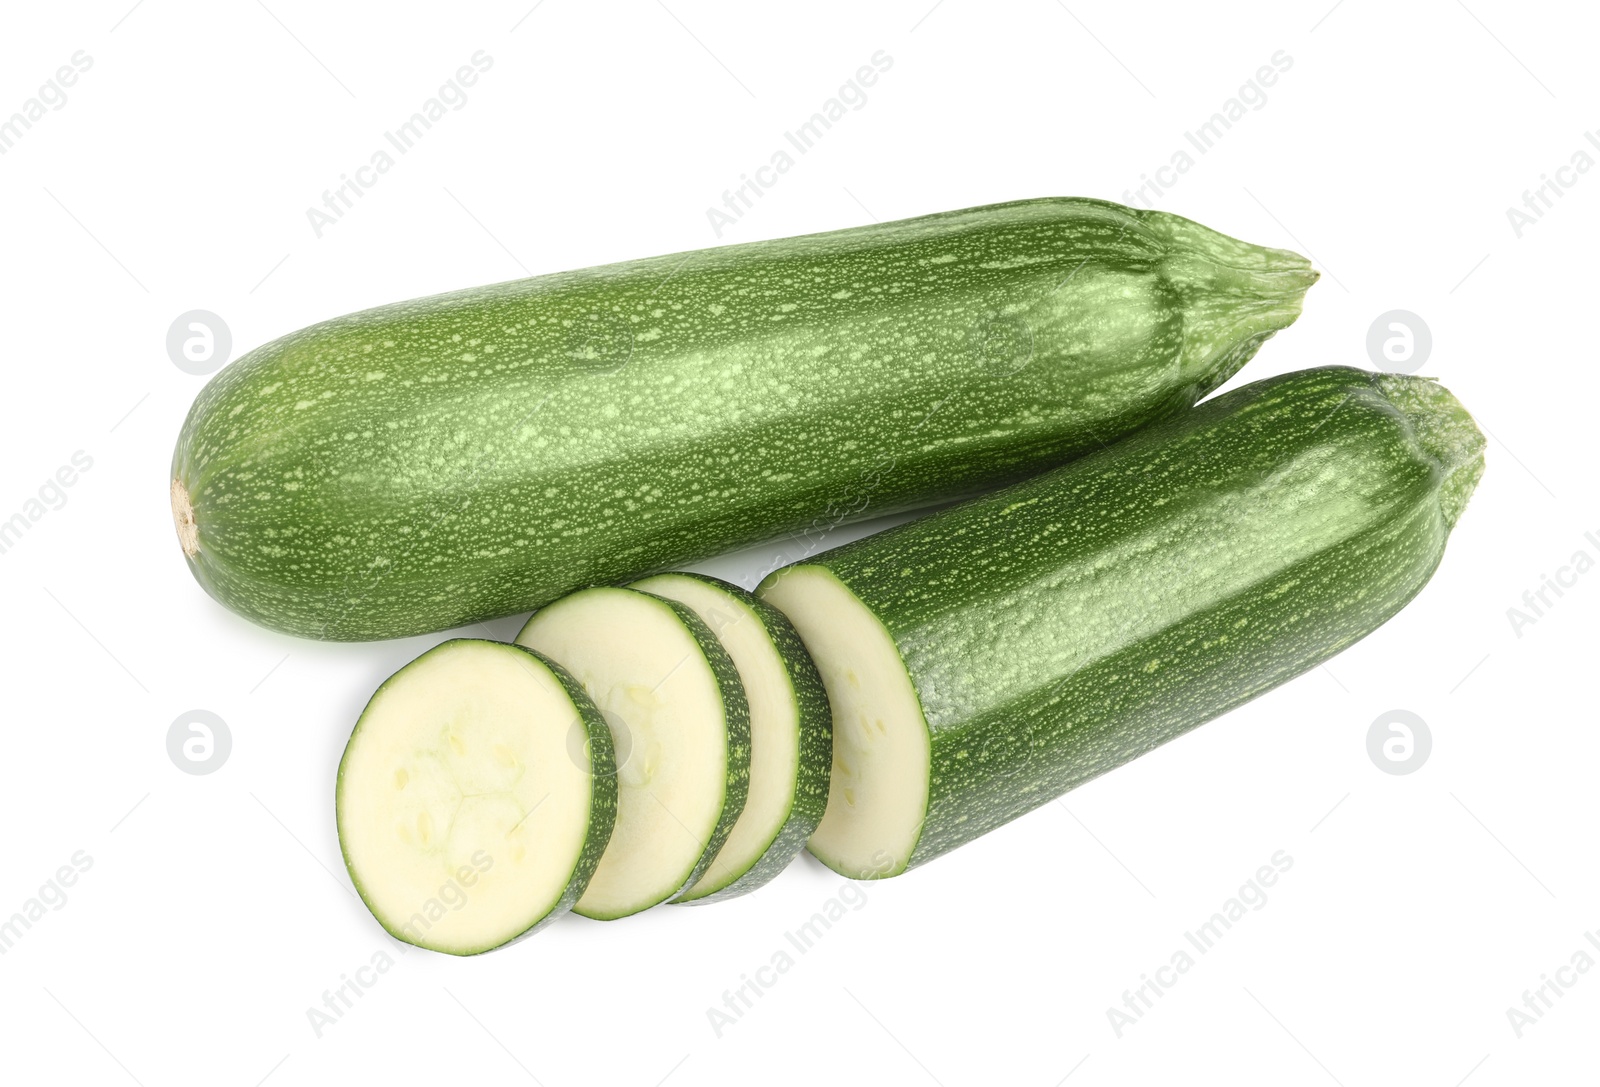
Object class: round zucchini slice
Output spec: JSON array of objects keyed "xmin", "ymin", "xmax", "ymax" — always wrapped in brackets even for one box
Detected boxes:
[
  {"xmin": 631, "ymin": 573, "xmax": 831, "ymax": 904},
  {"xmin": 516, "ymin": 588, "xmax": 750, "ymax": 920},
  {"xmin": 336, "ymin": 639, "xmax": 616, "ymax": 954}
]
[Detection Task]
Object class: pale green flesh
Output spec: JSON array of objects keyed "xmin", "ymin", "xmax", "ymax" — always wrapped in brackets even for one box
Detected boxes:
[
  {"xmin": 336, "ymin": 640, "xmax": 612, "ymax": 954},
  {"xmin": 173, "ymin": 197, "xmax": 1316, "ymax": 640},
  {"xmin": 516, "ymin": 588, "xmax": 749, "ymax": 919},
  {"xmin": 759, "ymin": 367, "xmax": 1484, "ymax": 875},
  {"xmin": 631, "ymin": 573, "xmax": 820, "ymax": 902},
  {"xmin": 758, "ymin": 569, "xmax": 926, "ymax": 879}
]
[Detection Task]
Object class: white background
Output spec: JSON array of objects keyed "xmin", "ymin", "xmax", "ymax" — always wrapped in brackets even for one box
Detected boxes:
[{"xmin": 0, "ymin": 1, "xmax": 1595, "ymax": 1083}]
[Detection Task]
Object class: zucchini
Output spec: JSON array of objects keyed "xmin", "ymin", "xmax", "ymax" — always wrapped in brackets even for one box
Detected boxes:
[
  {"xmin": 758, "ymin": 366, "xmax": 1484, "ymax": 878},
  {"xmin": 515, "ymin": 587, "xmax": 750, "ymax": 919},
  {"xmin": 629, "ymin": 573, "xmax": 831, "ymax": 904},
  {"xmin": 170, "ymin": 197, "xmax": 1317, "ymax": 640},
  {"xmin": 336, "ymin": 639, "xmax": 616, "ymax": 954}
]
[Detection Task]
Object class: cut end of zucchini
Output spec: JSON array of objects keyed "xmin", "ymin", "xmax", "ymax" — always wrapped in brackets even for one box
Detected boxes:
[
  {"xmin": 337, "ymin": 639, "xmax": 614, "ymax": 955},
  {"xmin": 171, "ymin": 478, "xmax": 199, "ymax": 558},
  {"xmin": 758, "ymin": 566, "xmax": 926, "ymax": 880},
  {"xmin": 517, "ymin": 588, "xmax": 749, "ymax": 919},
  {"xmin": 1373, "ymin": 373, "xmax": 1486, "ymax": 529}
]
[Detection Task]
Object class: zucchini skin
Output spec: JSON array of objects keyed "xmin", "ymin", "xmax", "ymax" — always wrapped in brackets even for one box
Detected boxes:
[
  {"xmin": 760, "ymin": 366, "xmax": 1484, "ymax": 874},
  {"xmin": 172, "ymin": 197, "xmax": 1316, "ymax": 640}
]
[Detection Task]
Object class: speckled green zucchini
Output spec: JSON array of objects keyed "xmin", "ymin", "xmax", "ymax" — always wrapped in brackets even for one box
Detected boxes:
[
  {"xmin": 630, "ymin": 573, "xmax": 832, "ymax": 904},
  {"xmin": 758, "ymin": 366, "xmax": 1485, "ymax": 877},
  {"xmin": 336, "ymin": 639, "xmax": 617, "ymax": 954},
  {"xmin": 170, "ymin": 197, "xmax": 1316, "ymax": 641}
]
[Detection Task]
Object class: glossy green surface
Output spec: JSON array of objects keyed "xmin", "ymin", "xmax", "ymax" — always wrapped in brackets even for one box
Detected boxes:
[{"xmin": 173, "ymin": 197, "xmax": 1315, "ymax": 640}]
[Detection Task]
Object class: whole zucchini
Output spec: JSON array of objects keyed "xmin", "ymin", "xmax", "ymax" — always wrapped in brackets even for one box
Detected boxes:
[
  {"xmin": 758, "ymin": 366, "xmax": 1484, "ymax": 877},
  {"xmin": 171, "ymin": 197, "xmax": 1316, "ymax": 640}
]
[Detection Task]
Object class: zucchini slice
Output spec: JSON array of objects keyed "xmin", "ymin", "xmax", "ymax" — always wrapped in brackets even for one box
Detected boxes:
[
  {"xmin": 516, "ymin": 588, "xmax": 750, "ymax": 919},
  {"xmin": 631, "ymin": 573, "xmax": 832, "ymax": 904},
  {"xmin": 336, "ymin": 639, "xmax": 616, "ymax": 954}
]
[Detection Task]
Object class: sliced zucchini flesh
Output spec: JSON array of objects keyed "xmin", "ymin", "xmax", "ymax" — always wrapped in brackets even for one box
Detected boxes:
[
  {"xmin": 336, "ymin": 639, "xmax": 614, "ymax": 955},
  {"xmin": 759, "ymin": 566, "xmax": 929, "ymax": 878},
  {"xmin": 516, "ymin": 587, "xmax": 747, "ymax": 919},
  {"xmin": 632, "ymin": 573, "xmax": 816, "ymax": 902}
]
